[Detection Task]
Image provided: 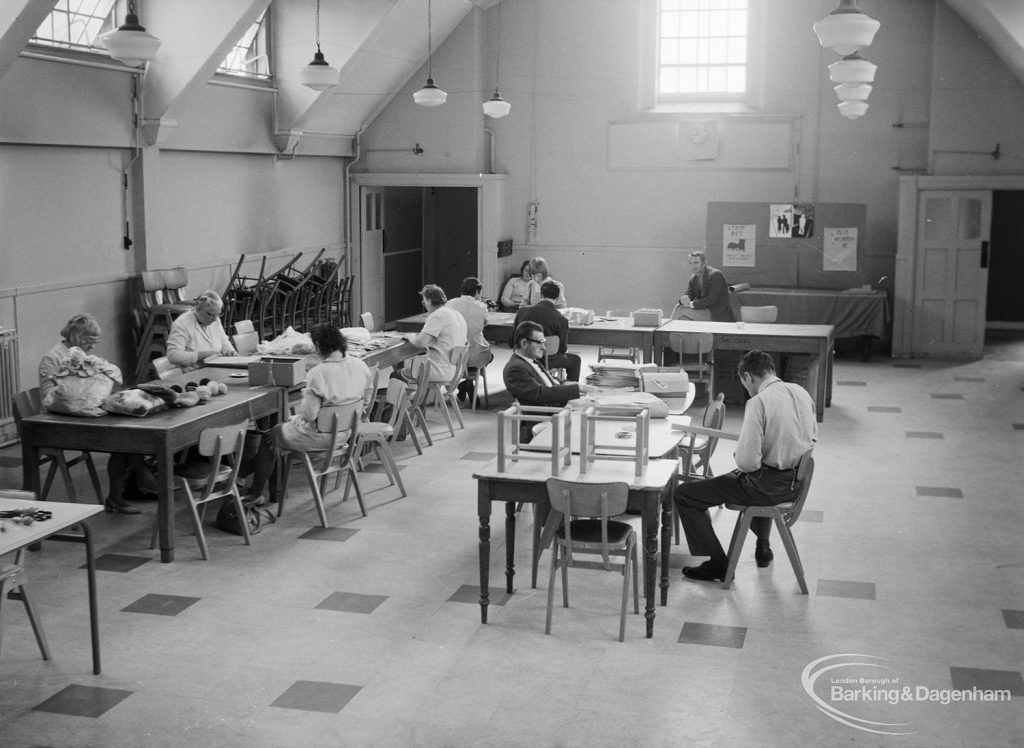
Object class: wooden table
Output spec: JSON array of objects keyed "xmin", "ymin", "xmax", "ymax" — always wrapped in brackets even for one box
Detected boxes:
[
  {"xmin": 20, "ymin": 383, "xmax": 281, "ymax": 563},
  {"xmin": 654, "ymin": 320, "xmax": 835, "ymax": 422},
  {"xmin": 472, "ymin": 459, "xmax": 678, "ymax": 638},
  {"xmin": 395, "ymin": 313, "xmax": 663, "ymax": 363},
  {"xmin": 0, "ymin": 494, "xmax": 104, "ymax": 673}
]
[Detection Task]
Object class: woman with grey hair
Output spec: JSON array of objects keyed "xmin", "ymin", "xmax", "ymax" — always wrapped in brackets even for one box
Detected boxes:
[
  {"xmin": 166, "ymin": 289, "xmax": 236, "ymax": 372},
  {"xmin": 39, "ymin": 313, "xmax": 158, "ymax": 514}
]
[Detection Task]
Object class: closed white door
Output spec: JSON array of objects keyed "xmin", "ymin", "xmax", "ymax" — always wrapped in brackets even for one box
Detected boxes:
[
  {"xmin": 360, "ymin": 187, "xmax": 385, "ymax": 328},
  {"xmin": 912, "ymin": 191, "xmax": 991, "ymax": 358}
]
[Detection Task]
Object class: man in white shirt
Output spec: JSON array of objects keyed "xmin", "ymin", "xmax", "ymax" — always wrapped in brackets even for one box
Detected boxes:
[
  {"xmin": 166, "ymin": 290, "xmax": 236, "ymax": 373},
  {"xmin": 674, "ymin": 350, "xmax": 817, "ymax": 582},
  {"xmin": 446, "ymin": 277, "xmax": 493, "ymax": 402},
  {"xmin": 406, "ymin": 284, "xmax": 468, "ymax": 383}
]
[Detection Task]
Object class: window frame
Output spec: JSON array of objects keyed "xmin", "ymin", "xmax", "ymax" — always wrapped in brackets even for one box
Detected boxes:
[
  {"xmin": 214, "ymin": 10, "xmax": 273, "ymax": 85},
  {"xmin": 28, "ymin": 0, "xmax": 121, "ymax": 61}
]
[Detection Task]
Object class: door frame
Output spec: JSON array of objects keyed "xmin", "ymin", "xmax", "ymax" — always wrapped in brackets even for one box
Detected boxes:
[
  {"xmin": 350, "ymin": 173, "xmax": 510, "ymax": 329},
  {"xmin": 894, "ymin": 174, "xmax": 1024, "ymax": 358}
]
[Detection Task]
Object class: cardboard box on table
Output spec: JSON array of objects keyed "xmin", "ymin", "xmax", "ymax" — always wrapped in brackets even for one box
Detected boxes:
[{"xmin": 248, "ymin": 357, "xmax": 306, "ymax": 386}]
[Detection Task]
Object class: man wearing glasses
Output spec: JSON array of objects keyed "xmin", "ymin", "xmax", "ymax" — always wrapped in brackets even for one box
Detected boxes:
[
  {"xmin": 503, "ymin": 321, "xmax": 596, "ymax": 442},
  {"xmin": 166, "ymin": 290, "xmax": 236, "ymax": 373}
]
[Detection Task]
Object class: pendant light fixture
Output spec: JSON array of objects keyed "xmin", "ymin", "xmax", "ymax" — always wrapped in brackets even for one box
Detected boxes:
[
  {"xmin": 414, "ymin": 0, "xmax": 447, "ymax": 107},
  {"xmin": 299, "ymin": 0, "xmax": 339, "ymax": 91},
  {"xmin": 99, "ymin": 0, "xmax": 161, "ymax": 67},
  {"xmin": 482, "ymin": 1, "xmax": 510, "ymax": 118},
  {"xmin": 813, "ymin": 0, "xmax": 880, "ymax": 56}
]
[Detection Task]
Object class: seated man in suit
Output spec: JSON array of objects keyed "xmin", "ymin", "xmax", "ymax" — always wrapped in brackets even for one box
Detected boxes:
[
  {"xmin": 672, "ymin": 250, "xmax": 734, "ymax": 322},
  {"xmin": 509, "ymin": 280, "xmax": 581, "ymax": 382},
  {"xmin": 503, "ymin": 321, "xmax": 596, "ymax": 443}
]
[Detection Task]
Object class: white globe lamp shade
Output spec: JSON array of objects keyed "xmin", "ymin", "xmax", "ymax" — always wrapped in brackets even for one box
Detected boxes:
[
  {"xmin": 813, "ymin": 1, "xmax": 880, "ymax": 56},
  {"xmin": 828, "ymin": 54, "xmax": 877, "ymax": 86},
  {"xmin": 299, "ymin": 51, "xmax": 339, "ymax": 91},
  {"xmin": 482, "ymin": 91, "xmax": 511, "ymax": 118},
  {"xmin": 414, "ymin": 78, "xmax": 447, "ymax": 107},
  {"xmin": 99, "ymin": 14, "xmax": 161, "ymax": 67},
  {"xmin": 834, "ymin": 83, "xmax": 872, "ymax": 101},
  {"xmin": 838, "ymin": 100, "xmax": 869, "ymax": 119}
]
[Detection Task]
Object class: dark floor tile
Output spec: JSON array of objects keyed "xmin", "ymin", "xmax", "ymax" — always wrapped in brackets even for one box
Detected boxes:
[
  {"xmin": 271, "ymin": 680, "xmax": 361, "ymax": 713},
  {"xmin": 954, "ymin": 376, "xmax": 985, "ymax": 382},
  {"xmin": 868, "ymin": 406, "xmax": 902, "ymax": 413},
  {"xmin": 916, "ymin": 486, "xmax": 963, "ymax": 498},
  {"xmin": 448, "ymin": 583, "xmax": 512, "ymax": 605},
  {"xmin": 677, "ymin": 621, "xmax": 747, "ymax": 649},
  {"xmin": 33, "ymin": 684, "xmax": 133, "ymax": 718},
  {"xmin": 299, "ymin": 527, "xmax": 358, "ymax": 542},
  {"xmin": 462, "ymin": 451, "xmax": 497, "ymax": 461},
  {"xmin": 816, "ymin": 579, "xmax": 876, "ymax": 600},
  {"xmin": 83, "ymin": 554, "xmax": 150, "ymax": 573},
  {"xmin": 1001, "ymin": 609, "xmax": 1024, "ymax": 630},
  {"xmin": 122, "ymin": 593, "xmax": 200, "ymax": 616},
  {"xmin": 316, "ymin": 591, "xmax": 388, "ymax": 614},
  {"xmin": 837, "ymin": 380, "xmax": 867, "ymax": 387},
  {"xmin": 949, "ymin": 667, "xmax": 1024, "ymax": 697},
  {"xmin": 906, "ymin": 431, "xmax": 943, "ymax": 439},
  {"xmin": 930, "ymin": 393, "xmax": 964, "ymax": 400},
  {"xmin": 1012, "ymin": 423, "xmax": 1024, "ymax": 431},
  {"xmin": 893, "ymin": 363, "xmax": 922, "ymax": 369},
  {"xmin": 799, "ymin": 509, "xmax": 824, "ymax": 523},
  {"xmin": 0, "ymin": 455, "xmax": 22, "ymax": 468}
]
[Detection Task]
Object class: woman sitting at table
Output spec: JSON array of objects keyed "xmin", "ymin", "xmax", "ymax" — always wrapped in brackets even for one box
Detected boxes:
[
  {"xmin": 39, "ymin": 313, "xmax": 158, "ymax": 514},
  {"xmin": 165, "ymin": 290, "xmax": 236, "ymax": 373},
  {"xmin": 242, "ymin": 323, "xmax": 374, "ymax": 504},
  {"xmin": 523, "ymin": 257, "xmax": 567, "ymax": 308},
  {"xmin": 500, "ymin": 260, "xmax": 532, "ymax": 312}
]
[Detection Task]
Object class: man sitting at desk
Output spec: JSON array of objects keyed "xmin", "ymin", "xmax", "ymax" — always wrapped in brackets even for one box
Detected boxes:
[
  {"xmin": 672, "ymin": 250, "xmax": 734, "ymax": 322},
  {"xmin": 166, "ymin": 290, "xmax": 236, "ymax": 373},
  {"xmin": 404, "ymin": 284, "xmax": 468, "ymax": 383},
  {"xmin": 503, "ymin": 321, "xmax": 596, "ymax": 443},
  {"xmin": 446, "ymin": 276, "xmax": 493, "ymax": 403},
  {"xmin": 509, "ymin": 280, "xmax": 581, "ymax": 382},
  {"xmin": 674, "ymin": 350, "xmax": 816, "ymax": 582}
]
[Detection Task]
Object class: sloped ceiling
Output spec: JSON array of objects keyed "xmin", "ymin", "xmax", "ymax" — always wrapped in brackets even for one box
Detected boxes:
[{"xmin": 0, "ymin": 1, "xmax": 1020, "ymax": 153}]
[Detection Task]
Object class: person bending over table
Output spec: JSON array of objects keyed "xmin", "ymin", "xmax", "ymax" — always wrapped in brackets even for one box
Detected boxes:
[
  {"xmin": 165, "ymin": 290, "xmax": 236, "ymax": 373},
  {"xmin": 500, "ymin": 260, "xmax": 532, "ymax": 312},
  {"xmin": 672, "ymin": 250, "xmax": 734, "ymax": 322},
  {"xmin": 674, "ymin": 350, "xmax": 816, "ymax": 582},
  {"xmin": 503, "ymin": 321, "xmax": 596, "ymax": 443},
  {"xmin": 401, "ymin": 284, "xmax": 468, "ymax": 384},
  {"xmin": 39, "ymin": 313, "xmax": 158, "ymax": 514},
  {"xmin": 243, "ymin": 323, "xmax": 374, "ymax": 504},
  {"xmin": 446, "ymin": 276, "xmax": 494, "ymax": 403},
  {"xmin": 510, "ymin": 280, "xmax": 581, "ymax": 382},
  {"xmin": 523, "ymin": 257, "xmax": 567, "ymax": 308}
]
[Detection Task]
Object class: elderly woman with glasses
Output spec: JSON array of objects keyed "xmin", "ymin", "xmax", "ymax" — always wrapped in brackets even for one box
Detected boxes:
[
  {"xmin": 166, "ymin": 289, "xmax": 236, "ymax": 373},
  {"xmin": 38, "ymin": 313, "xmax": 159, "ymax": 514}
]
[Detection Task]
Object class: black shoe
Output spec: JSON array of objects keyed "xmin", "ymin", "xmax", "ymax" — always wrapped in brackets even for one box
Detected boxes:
[
  {"xmin": 755, "ymin": 546, "xmax": 774, "ymax": 567},
  {"xmin": 682, "ymin": 560, "xmax": 726, "ymax": 582}
]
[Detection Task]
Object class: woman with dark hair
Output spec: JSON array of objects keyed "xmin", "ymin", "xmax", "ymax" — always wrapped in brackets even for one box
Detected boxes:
[
  {"xmin": 242, "ymin": 323, "xmax": 374, "ymax": 503},
  {"xmin": 500, "ymin": 260, "xmax": 532, "ymax": 311}
]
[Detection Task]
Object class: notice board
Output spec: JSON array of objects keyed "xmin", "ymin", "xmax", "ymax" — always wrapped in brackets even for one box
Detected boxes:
[{"xmin": 705, "ymin": 202, "xmax": 868, "ymax": 289}]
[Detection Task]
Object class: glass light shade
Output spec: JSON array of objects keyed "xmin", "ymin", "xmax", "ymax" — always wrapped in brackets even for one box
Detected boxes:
[
  {"xmin": 828, "ymin": 54, "xmax": 877, "ymax": 85},
  {"xmin": 838, "ymin": 100, "xmax": 869, "ymax": 119},
  {"xmin": 482, "ymin": 90, "xmax": 511, "ymax": 118},
  {"xmin": 98, "ymin": 14, "xmax": 160, "ymax": 67},
  {"xmin": 813, "ymin": 1, "xmax": 880, "ymax": 56},
  {"xmin": 299, "ymin": 51, "xmax": 339, "ymax": 91},
  {"xmin": 413, "ymin": 78, "xmax": 447, "ymax": 107},
  {"xmin": 834, "ymin": 83, "xmax": 872, "ymax": 101}
]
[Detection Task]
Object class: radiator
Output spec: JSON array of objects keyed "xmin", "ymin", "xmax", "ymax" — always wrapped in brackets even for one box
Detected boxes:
[{"xmin": 0, "ymin": 329, "xmax": 19, "ymax": 447}]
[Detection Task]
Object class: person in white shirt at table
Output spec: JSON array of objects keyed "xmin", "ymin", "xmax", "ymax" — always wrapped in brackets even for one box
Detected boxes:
[
  {"xmin": 446, "ymin": 276, "xmax": 494, "ymax": 403},
  {"xmin": 403, "ymin": 284, "xmax": 468, "ymax": 383},
  {"xmin": 166, "ymin": 290, "xmax": 236, "ymax": 373},
  {"xmin": 500, "ymin": 260, "xmax": 532, "ymax": 311}
]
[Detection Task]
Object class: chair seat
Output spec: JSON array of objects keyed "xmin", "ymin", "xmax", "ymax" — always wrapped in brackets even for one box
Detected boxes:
[
  {"xmin": 559, "ymin": 518, "xmax": 634, "ymax": 545},
  {"xmin": 358, "ymin": 421, "xmax": 394, "ymax": 438},
  {"xmin": 174, "ymin": 461, "xmax": 233, "ymax": 483},
  {"xmin": 725, "ymin": 501, "xmax": 796, "ymax": 514}
]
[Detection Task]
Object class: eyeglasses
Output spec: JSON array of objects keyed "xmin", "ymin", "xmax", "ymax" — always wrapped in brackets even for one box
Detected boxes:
[{"xmin": 527, "ymin": 337, "xmax": 546, "ymax": 345}]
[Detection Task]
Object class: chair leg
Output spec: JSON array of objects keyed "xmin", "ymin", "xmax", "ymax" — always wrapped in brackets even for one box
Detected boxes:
[
  {"xmin": 399, "ymin": 412, "xmax": 424, "ymax": 455},
  {"xmin": 414, "ymin": 406, "xmax": 434, "ymax": 447},
  {"xmin": 619, "ymin": 544, "xmax": 631, "ymax": 642},
  {"xmin": 180, "ymin": 487, "xmax": 211, "ymax": 561},
  {"xmin": 774, "ymin": 516, "xmax": 808, "ymax": 594},
  {"xmin": 545, "ymin": 542, "xmax": 560, "ymax": 635},
  {"xmin": 301, "ymin": 456, "xmax": 330, "ymax": 528},
  {"xmin": 5, "ymin": 553, "xmax": 50, "ymax": 661},
  {"xmin": 276, "ymin": 457, "xmax": 293, "ymax": 519},
  {"xmin": 345, "ymin": 465, "xmax": 367, "ymax": 516},
  {"xmin": 722, "ymin": 511, "xmax": 753, "ymax": 590},
  {"xmin": 376, "ymin": 443, "xmax": 406, "ymax": 497},
  {"xmin": 448, "ymin": 394, "xmax": 464, "ymax": 429},
  {"xmin": 434, "ymin": 388, "xmax": 456, "ymax": 437},
  {"xmin": 55, "ymin": 454, "xmax": 78, "ymax": 503},
  {"xmin": 40, "ymin": 459, "xmax": 59, "ymax": 501}
]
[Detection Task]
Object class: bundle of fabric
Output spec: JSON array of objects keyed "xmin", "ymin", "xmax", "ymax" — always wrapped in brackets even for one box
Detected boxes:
[
  {"xmin": 101, "ymin": 379, "xmax": 229, "ymax": 417},
  {"xmin": 257, "ymin": 326, "xmax": 314, "ymax": 355},
  {"xmin": 43, "ymin": 347, "xmax": 122, "ymax": 417}
]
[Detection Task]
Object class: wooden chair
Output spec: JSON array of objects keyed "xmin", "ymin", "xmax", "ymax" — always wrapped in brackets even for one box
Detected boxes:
[
  {"xmin": 161, "ymin": 266, "xmax": 189, "ymax": 304},
  {"xmin": 12, "ymin": 389, "xmax": 103, "ymax": 504},
  {"xmin": 152, "ymin": 356, "xmax": 182, "ymax": 380},
  {"xmin": 397, "ymin": 363, "xmax": 430, "ymax": 453},
  {"xmin": 0, "ymin": 489, "xmax": 50, "ymax": 665},
  {"xmin": 429, "ymin": 344, "xmax": 470, "ymax": 437},
  {"xmin": 468, "ymin": 361, "xmax": 490, "ymax": 410},
  {"xmin": 360, "ymin": 312, "xmax": 374, "ymax": 331},
  {"xmin": 667, "ymin": 332, "xmax": 714, "ymax": 404},
  {"xmin": 723, "ymin": 450, "xmax": 815, "ymax": 592},
  {"xmin": 740, "ymin": 305, "xmax": 778, "ymax": 323},
  {"xmin": 544, "ymin": 335, "xmax": 566, "ymax": 383},
  {"xmin": 277, "ymin": 405, "xmax": 365, "ymax": 527},
  {"xmin": 545, "ymin": 478, "xmax": 639, "ymax": 642},
  {"xmin": 673, "ymin": 393, "xmax": 726, "ymax": 544},
  {"xmin": 355, "ymin": 378, "xmax": 409, "ymax": 498},
  {"xmin": 148, "ymin": 423, "xmax": 250, "ymax": 560}
]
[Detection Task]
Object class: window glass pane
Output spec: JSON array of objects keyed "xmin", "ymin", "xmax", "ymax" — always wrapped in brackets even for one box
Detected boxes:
[
  {"xmin": 32, "ymin": 0, "xmax": 116, "ymax": 54},
  {"xmin": 217, "ymin": 11, "xmax": 271, "ymax": 81},
  {"xmin": 708, "ymin": 38, "xmax": 728, "ymax": 64},
  {"xmin": 726, "ymin": 65, "xmax": 745, "ymax": 92},
  {"xmin": 680, "ymin": 38, "xmax": 699, "ymax": 64},
  {"xmin": 657, "ymin": 0, "xmax": 747, "ymax": 98},
  {"xmin": 959, "ymin": 199, "xmax": 982, "ymax": 240},
  {"xmin": 661, "ymin": 39, "xmax": 680, "ymax": 65},
  {"xmin": 924, "ymin": 198, "xmax": 953, "ymax": 242}
]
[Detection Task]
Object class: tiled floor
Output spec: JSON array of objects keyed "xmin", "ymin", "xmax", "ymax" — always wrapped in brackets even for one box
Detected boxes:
[{"xmin": 1, "ymin": 341, "xmax": 1022, "ymax": 747}]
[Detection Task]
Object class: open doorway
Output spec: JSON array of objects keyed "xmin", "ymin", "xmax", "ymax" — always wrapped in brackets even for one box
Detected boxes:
[{"xmin": 989, "ymin": 190, "xmax": 1024, "ymax": 329}]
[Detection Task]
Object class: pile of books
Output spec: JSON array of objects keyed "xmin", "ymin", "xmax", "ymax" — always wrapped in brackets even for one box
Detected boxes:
[{"xmin": 585, "ymin": 362, "xmax": 657, "ymax": 389}]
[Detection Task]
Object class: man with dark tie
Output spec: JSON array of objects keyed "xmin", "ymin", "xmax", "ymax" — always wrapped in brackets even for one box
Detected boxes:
[
  {"xmin": 509, "ymin": 280, "xmax": 582, "ymax": 382},
  {"xmin": 672, "ymin": 250, "xmax": 734, "ymax": 322},
  {"xmin": 502, "ymin": 321, "xmax": 596, "ymax": 442}
]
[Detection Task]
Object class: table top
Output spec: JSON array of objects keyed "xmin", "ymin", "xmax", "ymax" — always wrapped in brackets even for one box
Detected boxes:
[
  {"xmin": 473, "ymin": 456, "xmax": 678, "ymax": 490},
  {"xmin": 737, "ymin": 287, "xmax": 885, "ymax": 299},
  {"xmin": 0, "ymin": 496, "xmax": 104, "ymax": 556},
  {"xmin": 656, "ymin": 319, "xmax": 835, "ymax": 340},
  {"xmin": 530, "ymin": 412, "xmax": 693, "ymax": 458},
  {"xmin": 396, "ymin": 312, "xmax": 663, "ymax": 331}
]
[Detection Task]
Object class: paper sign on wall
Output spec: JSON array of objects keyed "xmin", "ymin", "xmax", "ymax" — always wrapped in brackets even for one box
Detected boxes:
[
  {"xmin": 823, "ymin": 227, "xmax": 857, "ymax": 271},
  {"xmin": 723, "ymin": 224, "xmax": 756, "ymax": 267}
]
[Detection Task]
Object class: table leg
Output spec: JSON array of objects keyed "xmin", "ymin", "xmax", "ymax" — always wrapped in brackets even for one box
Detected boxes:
[
  {"xmin": 642, "ymin": 503, "xmax": 657, "ymax": 639},
  {"xmin": 157, "ymin": 443, "xmax": 175, "ymax": 563},
  {"xmin": 531, "ymin": 501, "xmax": 551, "ymax": 589},
  {"xmin": 478, "ymin": 488, "xmax": 491, "ymax": 624},
  {"xmin": 20, "ymin": 441, "xmax": 40, "ymax": 494},
  {"xmin": 660, "ymin": 486, "xmax": 672, "ymax": 607},
  {"xmin": 505, "ymin": 501, "xmax": 516, "ymax": 594},
  {"xmin": 82, "ymin": 524, "xmax": 100, "ymax": 674},
  {"xmin": 825, "ymin": 342, "xmax": 834, "ymax": 408}
]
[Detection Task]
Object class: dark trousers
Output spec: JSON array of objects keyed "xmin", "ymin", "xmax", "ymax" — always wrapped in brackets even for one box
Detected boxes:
[
  {"xmin": 673, "ymin": 467, "xmax": 801, "ymax": 562},
  {"xmin": 547, "ymin": 352, "xmax": 582, "ymax": 382}
]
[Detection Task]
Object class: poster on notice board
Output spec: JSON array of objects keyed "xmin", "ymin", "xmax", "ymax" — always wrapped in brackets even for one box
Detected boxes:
[{"xmin": 723, "ymin": 224, "xmax": 756, "ymax": 267}]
